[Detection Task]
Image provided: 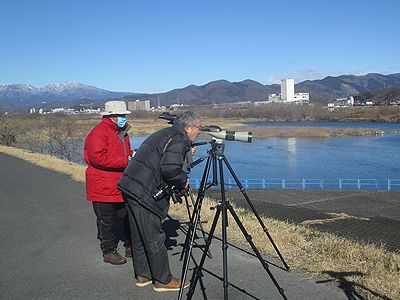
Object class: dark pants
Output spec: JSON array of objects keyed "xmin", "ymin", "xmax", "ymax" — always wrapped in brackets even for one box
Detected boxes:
[
  {"xmin": 124, "ymin": 194, "xmax": 172, "ymax": 284},
  {"xmin": 92, "ymin": 201, "xmax": 131, "ymax": 254}
]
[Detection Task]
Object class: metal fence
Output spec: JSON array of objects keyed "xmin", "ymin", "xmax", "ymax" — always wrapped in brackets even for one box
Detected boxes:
[{"xmin": 190, "ymin": 178, "xmax": 400, "ymax": 191}]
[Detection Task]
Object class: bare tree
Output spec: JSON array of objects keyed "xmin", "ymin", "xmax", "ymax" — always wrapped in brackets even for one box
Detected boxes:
[
  {"xmin": 0, "ymin": 118, "xmax": 17, "ymax": 146},
  {"xmin": 47, "ymin": 115, "xmax": 80, "ymax": 162}
]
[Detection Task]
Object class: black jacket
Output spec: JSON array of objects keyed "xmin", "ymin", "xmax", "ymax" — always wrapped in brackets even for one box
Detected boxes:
[{"xmin": 117, "ymin": 124, "xmax": 191, "ymax": 218}]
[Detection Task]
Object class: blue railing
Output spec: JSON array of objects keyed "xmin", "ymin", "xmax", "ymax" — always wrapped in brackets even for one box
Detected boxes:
[{"xmin": 190, "ymin": 178, "xmax": 400, "ymax": 191}]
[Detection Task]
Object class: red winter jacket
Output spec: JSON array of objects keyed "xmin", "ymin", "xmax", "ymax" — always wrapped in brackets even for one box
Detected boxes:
[{"xmin": 84, "ymin": 117, "xmax": 133, "ymax": 202}]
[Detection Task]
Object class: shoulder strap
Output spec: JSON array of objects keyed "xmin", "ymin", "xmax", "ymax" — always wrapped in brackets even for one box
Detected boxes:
[{"xmin": 162, "ymin": 132, "xmax": 180, "ymax": 155}]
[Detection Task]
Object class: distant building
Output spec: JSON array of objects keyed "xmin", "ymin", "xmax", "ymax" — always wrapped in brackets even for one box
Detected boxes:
[
  {"xmin": 327, "ymin": 96, "xmax": 354, "ymax": 108},
  {"xmin": 268, "ymin": 94, "xmax": 281, "ymax": 102},
  {"xmin": 293, "ymin": 92, "xmax": 310, "ymax": 102},
  {"xmin": 29, "ymin": 108, "xmax": 36, "ymax": 114},
  {"xmin": 267, "ymin": 79, "xmax": 309, "ymax": 104},
  {"xmin": 52, "ymin": 108, "xmax": 65, "ymax": 113},
  {"xmin": 128, "ymin": 100, "xmax": 151, "ymax": 111},
  {"xmin": 80, "ymin": 108, "xmax": 101, "ymax": 114},
  {"xmin": 281, "ymin": 79, "xmax": 295, "ymax": 102}
]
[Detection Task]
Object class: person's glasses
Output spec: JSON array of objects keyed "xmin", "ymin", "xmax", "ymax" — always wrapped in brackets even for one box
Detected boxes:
[{"xmin": 191, "ymin": 125, "xmax": 202, "ymax": 131}]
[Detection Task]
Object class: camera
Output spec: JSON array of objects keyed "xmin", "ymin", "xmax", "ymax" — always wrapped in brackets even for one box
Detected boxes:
[
  {"xmin": 152, "ymin": 183, "xmax": 170, "ymax": 201},
  {"xmin": 152, "ymin": 183, "xmax": 184, "ymax": 204},
  {"xmin": 158, "ymin": 112, "xmax": 177, "ymax": 124}
]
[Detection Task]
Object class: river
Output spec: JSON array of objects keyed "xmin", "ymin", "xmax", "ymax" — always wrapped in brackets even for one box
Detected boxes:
[
  {"xmin": 130, "ymin": 122, "xmax": 400, "ymax": 190},
  {"xmin": 60, "ymin": 121, "xmax": 400, "ymax": 190}
]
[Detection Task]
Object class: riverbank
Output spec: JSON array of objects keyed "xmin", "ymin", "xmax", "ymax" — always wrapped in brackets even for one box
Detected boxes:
[
  {"xmin": 1, "ymin": 144, "xmax": 399, "ymax": 299},
  {"xmin": 128, "ymin": 117, "xmax": 387, "ymax": 138},
  {"xmin": 226, "ymin": 125, "xmax": 384, "ymax": 138},
  {"xmin": 1, "ymin": 115, "xmax": 397, "ymax": 154}
]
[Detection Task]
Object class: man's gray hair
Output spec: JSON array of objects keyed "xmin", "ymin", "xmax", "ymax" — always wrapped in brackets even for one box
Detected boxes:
[{"xmin": 175, "ymin": 111, "xmax": 200, "ymax": 130}]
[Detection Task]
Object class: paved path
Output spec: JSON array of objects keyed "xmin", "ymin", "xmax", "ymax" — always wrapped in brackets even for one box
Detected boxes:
[{"xmin": 0, "ymin": 153, "xmax": 349, "ymax": 299}]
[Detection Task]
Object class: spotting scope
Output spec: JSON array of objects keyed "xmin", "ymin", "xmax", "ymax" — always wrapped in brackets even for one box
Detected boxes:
[
  {"xmin": 208, "ymin": 130, "xmax": 252, "ymax": 143},
  {"xmin": 158, "ymin": 112, "xmax": 252, "ymax": 143},
  {"xmin": 201, "ymin": 125, "xmax": 252, "ymax": 143}
]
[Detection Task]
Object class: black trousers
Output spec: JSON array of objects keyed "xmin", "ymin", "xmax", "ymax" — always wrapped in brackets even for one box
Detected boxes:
[
  {"xmin": 92, "ymin": 201, "xmax": 131, "ymax": 254},
  {"xmin": 124, "ymin": 194, "xmax": 173, "ymax": 284}
]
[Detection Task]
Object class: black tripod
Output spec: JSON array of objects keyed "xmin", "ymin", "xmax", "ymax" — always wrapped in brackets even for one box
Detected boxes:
[
  {"xmin": 179, "ymin": 186, "xmax": 212, "ymax": 260},
  {"xmin": 178, "ymin": 139, "xmax": 289, "ymax": 300}
]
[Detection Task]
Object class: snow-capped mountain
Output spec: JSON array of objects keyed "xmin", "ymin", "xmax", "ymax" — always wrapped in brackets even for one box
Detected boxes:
[
  {"xmin": 41, "ymin": 82, "xmax": 81, "ymax": 93},
  {"xmin": 0, "ymin": 81, "xmax": 133, "ymax": 110},
  {"xmin": 0, "ymin": 84, "xmax": 40, "ymax": 97}
]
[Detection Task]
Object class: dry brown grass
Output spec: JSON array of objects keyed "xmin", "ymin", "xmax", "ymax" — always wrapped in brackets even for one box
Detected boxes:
[
  {"xmin": 1, "ymin": 145, "xmax": 399, "ymax": 299},
  {"xmin": 65, "ymin": 116, "xmax": 251, "ymax": 138},
  {"xmin": 226, "ymin": 126, "xmax": 383, "ymax": 139},
  {"xmin": 66, "ymin": 116, "xmax": 245, "ymax": 137}
]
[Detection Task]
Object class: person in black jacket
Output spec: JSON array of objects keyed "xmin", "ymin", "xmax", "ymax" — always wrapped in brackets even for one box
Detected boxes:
[{"xmin": 118, "ymin": 111, "xmax": 201, "ymax": 292}]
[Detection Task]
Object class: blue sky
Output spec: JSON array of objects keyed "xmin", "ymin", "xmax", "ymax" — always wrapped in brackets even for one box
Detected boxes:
[{"xmin": 1, "ymin": 0, "xmax": 399, "ymax": 93}]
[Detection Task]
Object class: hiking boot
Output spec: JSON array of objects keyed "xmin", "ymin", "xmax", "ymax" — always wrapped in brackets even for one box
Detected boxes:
[
  {"xmin": 103, "ymin": 250, "xmax": 127, "ymax": 265},
  {"xmin": 136, "ymin": 275, "xmax": 152, "ymax": 287},
  {"xmin": 153, "ymin": 278, "xmax": 190, "ymax": 292},
  {"xmin": 125, "ymin": 246, "xmax": 132, "ymax": 258}
]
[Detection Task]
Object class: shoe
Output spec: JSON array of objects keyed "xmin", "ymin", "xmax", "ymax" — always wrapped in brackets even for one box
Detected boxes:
[
  {"xmin": 153, "ymin": 278, "xmax": 190, "ymax": 292},
  {"xmin": 103, "ymin": 250, "xmax": 127, "ymax": 265},
  {"xmin": 136, "ymin": 275, "xmax": 152, "ymax": 287},
  {"xmin": 125, "ymin": 246, "xmax": 132, "ymax": 258}
]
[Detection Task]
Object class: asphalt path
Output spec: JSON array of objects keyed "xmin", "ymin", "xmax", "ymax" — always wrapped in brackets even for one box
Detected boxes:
[{"xmin": 0, "ymin": 153, "xmax": 347, "ymax": 299}]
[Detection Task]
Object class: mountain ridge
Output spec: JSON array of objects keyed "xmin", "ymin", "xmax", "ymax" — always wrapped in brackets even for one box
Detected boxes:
[
  {"xmin": 0, "ymin": 82, "xmax": 134, "ymax": 110},
  {"xmin": 124, "ymin": 73, "xmax": 400, "ymax": 106},
  {"xmin": 1, "ymin": 73, "xmax": 400, "ymax": 111}
]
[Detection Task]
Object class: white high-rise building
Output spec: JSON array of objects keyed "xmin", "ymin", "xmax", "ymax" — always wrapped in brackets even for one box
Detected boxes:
[
  {"xmin": 266, "ymin": 78, "xmax": 309, "ymax": 104},
  {"xmin": 128, "ymin": 100, "xmax": 151, "ymax": 111},
  {"xmin": 281, "ymin": 79, "xmax": 295, "ymax": 102}
]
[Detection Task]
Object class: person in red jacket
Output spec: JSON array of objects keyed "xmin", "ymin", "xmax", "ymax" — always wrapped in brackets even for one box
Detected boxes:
[{"xmin": 84, "ymin": 100, "xmax": 134, "ymax": 265}]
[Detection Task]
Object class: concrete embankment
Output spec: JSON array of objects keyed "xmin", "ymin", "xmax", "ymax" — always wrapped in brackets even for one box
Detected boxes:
[{"xmin": 206, "ymin": 189, "xmax": 400, "ymax": 252}]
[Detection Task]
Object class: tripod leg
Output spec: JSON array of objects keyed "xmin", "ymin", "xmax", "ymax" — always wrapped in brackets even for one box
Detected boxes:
[
  {"xmin": 222, "ymin": 156, "xmax": 290, "ymax": 271},
  {"xmin": 178, "ymin": 195, "xmax": 207, "ymax": 300},
  {"xmin": 187, "ymin": 207, "xmax": 221, "ymax": 300},
  {"xmin": 178, "ymin": 155, "xmax": 213, "ymax": 300},
  {"xmin": 218, "ymin": 158, "xmax": 229, "ymax": 300},
  {"xmin": 227, "ymin": 204, "xmax": 287, "ymax": 299},
  {"xmin": 188, "ymin": 187, "xmax": 212, "ymax": 259},
  {"xmin": 221, "ymin": 200, "xmax": 229, "ymax": 299},
  {"xmin": 179, "ymin": 156, "xmax": 213, "ymax": 262},
  {"xmin": 184, "ymin": 194, "xmax": 192, "ymax": 221},
  {"xmin": 178, "ymin": 194, "xmax": 199, "ymax": 262}
]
